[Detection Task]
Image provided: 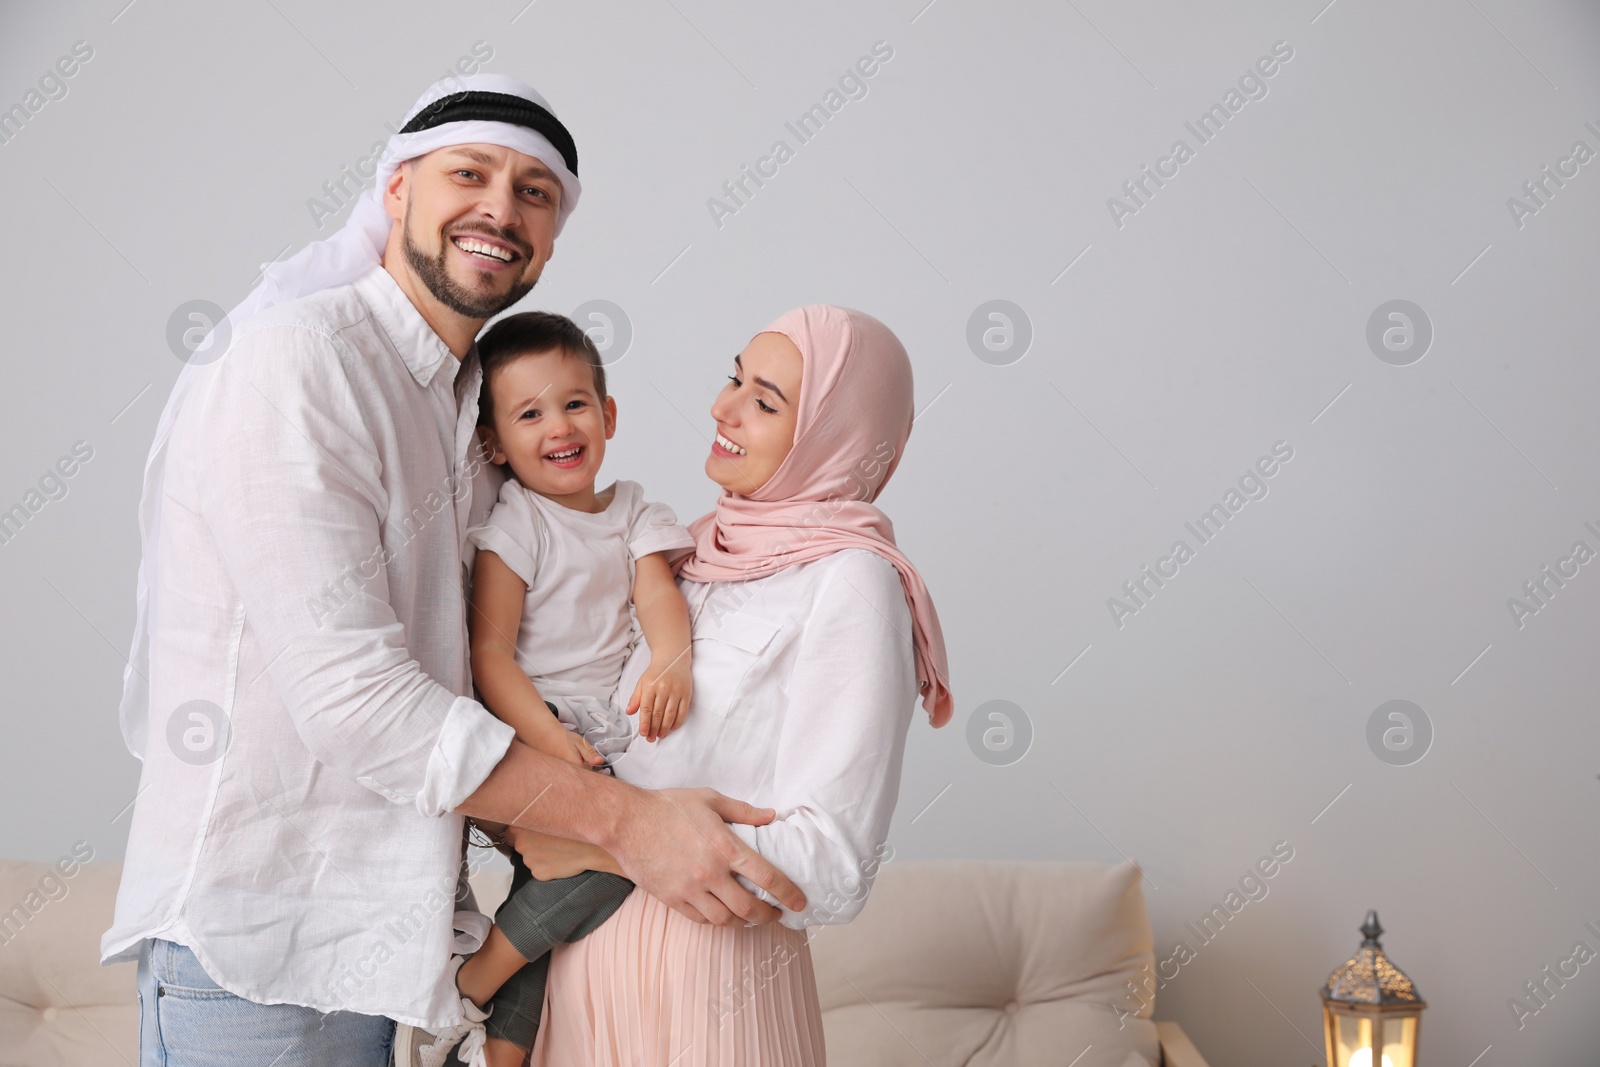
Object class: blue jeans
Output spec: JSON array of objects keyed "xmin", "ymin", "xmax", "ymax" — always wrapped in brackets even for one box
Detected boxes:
[{"xmin": 136, "ymin": 938, "xmax": 395, "ymax": 1066}]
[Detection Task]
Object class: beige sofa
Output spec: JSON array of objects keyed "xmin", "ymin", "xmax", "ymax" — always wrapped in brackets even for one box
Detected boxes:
[
  {"xmin": 0, "ymin": 857, "xmax": 1207, "ymax": 1066},
  {"xmin": 804, "ymin": 860, "xmax": 1204, "ymax": 1067}
]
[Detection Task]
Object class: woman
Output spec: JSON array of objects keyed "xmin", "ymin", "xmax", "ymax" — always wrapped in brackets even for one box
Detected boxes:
[{"xmin": 519, "ymin": 303, "xmax": 953, "ymax": 1065}]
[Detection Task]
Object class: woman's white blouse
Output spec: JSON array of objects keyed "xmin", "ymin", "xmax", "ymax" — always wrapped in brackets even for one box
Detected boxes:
[{"xmin": 610, "ymin": 548, "xmax": 918, "ymax": 930}]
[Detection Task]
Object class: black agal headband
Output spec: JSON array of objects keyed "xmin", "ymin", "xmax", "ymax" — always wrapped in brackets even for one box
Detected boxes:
[{"xmin": 398, "ymin": 91, "xmax": 578, "ymax": 177}]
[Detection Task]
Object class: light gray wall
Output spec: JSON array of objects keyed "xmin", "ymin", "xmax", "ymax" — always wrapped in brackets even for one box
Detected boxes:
[{"xmin": 3, "ymin": 0, "xmax": 1598, "ymax": 1063}]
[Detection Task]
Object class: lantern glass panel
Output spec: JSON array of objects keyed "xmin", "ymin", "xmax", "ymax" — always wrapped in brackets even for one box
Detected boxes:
[
  {"xmin": 1333, "ymin": 1014, "xmax": 1417, "ymax": 1067},
  {"xmin": 1378, "ymin": 1015, "xmax": 1416, "ymax": 1067},
  {"xmin": 1332, "ymin": 1015, "xmax": 1369, "ymax": 1067}
]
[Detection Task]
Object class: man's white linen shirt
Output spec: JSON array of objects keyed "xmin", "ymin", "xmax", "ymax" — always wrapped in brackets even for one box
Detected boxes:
[{"xmin": 101, "ymin": 265, "xmax": 516, "ymax": 1028}]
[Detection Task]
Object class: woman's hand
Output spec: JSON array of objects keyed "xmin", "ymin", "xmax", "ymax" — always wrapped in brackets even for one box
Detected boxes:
[
  {"xmin": 625, "ymin": 653, "xmax": 692, "ymax": 741},
  {"xmin": 508, "ymin": 825, "xmax": 624, "ymax": 882}
]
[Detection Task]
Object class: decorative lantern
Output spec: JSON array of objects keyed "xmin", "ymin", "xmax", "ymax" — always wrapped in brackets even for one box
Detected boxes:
[{"xmin": 1321, "ymin": 911, "xmax": 1426, "ymax": 1067}]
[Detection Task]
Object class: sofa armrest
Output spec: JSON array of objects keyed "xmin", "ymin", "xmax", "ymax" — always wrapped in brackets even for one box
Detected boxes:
[{"xmin": 1157, "ymin": 1021, "xmax": 1211, "ymax": 1067}]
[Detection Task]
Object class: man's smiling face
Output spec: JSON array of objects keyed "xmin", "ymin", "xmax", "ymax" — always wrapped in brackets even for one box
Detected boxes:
[{"xmin": 390, "ymin": 143, "xmax": 561, "ymax": 319}]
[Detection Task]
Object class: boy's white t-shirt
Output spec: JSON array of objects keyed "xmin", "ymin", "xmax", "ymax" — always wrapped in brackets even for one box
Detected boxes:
[{"xmin": 465, "ymin": 478, "xmax": 695, "ymax": 752}]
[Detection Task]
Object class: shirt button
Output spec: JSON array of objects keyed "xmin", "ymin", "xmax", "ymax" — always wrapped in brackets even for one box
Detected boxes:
[
  {"xmin": 1003, "ymin": 1000, "xmax": 1020, "ymax": 1015},
  {"xmin": 41, "ymin": 1007, "xmax": 59, "ymax": 1022}
]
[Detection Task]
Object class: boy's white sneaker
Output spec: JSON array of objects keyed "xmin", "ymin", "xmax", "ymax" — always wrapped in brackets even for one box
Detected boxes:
[{"xmin": 392, "ymin": 957, "xmax": 491, "ymax": 1067}]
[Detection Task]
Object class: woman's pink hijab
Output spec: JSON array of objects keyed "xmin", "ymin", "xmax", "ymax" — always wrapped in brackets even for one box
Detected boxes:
[{"xmin": 676, "ymin": 304, "xmax": 953, "ymax": 728}]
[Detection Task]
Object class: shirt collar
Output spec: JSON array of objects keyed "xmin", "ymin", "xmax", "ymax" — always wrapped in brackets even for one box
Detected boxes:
[{"xmin": 353, "ymin": 264, "xmax": 458, "ymax": 388}]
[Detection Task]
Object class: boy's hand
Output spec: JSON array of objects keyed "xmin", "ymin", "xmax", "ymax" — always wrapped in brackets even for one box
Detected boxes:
[
  {"xmin": 542, "ymin": 727, "xmax": 606, "ymax": 769},
  {"xmin": 625, "ymin": 652, "xmax": 692, "ymax": 742}
]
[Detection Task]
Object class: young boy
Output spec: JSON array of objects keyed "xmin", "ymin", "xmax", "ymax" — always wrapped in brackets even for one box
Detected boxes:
[{"xmin": 397, "ymin": 312, "xmax": 696, "ymax": 1066}]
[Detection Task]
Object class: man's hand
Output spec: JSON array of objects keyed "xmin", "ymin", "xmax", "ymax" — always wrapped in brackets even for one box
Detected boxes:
[
  {"xmin": 608, "ymin": 787, "xmax": 807, "ymax": 926},
  {"xmin": 625, "ymin": 654, "xmax": 692, "ymax": 741},
  {"xmin": 458, "ymin": 743, "xmax": 805, "ymax": 927}
]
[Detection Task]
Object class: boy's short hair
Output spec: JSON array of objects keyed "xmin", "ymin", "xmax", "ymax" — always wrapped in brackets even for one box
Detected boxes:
[{"xmin": 476, "ymin": 312, "xmax": 607, "ymax": 425}]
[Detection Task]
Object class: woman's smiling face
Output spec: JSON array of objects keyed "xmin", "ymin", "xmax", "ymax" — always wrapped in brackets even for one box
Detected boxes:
[{"xmin": 707, "ymin": 331, "xmax": 802, "ymax": 496}]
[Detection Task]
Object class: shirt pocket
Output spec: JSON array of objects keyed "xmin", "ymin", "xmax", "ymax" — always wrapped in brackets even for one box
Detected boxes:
[{"xmin": 690, "ymin": 611, "xmax": 782, "ymax": 721}]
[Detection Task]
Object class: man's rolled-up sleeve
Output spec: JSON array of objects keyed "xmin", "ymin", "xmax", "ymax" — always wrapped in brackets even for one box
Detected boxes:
[{"xmin": 193, "ymin": 324, "xmax": 513, "ymax": 816}]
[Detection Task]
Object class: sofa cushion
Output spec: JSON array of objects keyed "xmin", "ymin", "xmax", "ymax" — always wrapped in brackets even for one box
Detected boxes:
[
  {"xmin": 809, "ymin": 859, "xmax": 1159, "ymax": 1067},
  {"xmin": 0, "ymin": 858, "xmax": 138, "ymax": 1067}
]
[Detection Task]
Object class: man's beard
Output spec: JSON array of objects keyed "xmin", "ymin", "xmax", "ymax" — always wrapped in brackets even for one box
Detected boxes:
[{"xmin": 401, "ymin": 206, "xmax": 536, "ymax": 319}]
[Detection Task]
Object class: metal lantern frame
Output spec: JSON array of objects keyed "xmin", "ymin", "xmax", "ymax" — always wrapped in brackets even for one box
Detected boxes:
[{"xmin": 1320, "ymin": 911, "xmax": 1426, "ymax": 1067}]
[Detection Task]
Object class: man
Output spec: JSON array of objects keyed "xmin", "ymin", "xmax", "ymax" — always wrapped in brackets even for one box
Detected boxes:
[{"xmin": 102, "ymin": 74, "xmax": 803, "ymax": 1065}]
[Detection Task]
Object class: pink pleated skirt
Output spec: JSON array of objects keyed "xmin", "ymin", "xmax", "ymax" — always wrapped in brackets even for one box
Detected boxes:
[{"xmin": 530, "ymin": 889, "xmax": 827, "ymax": 1066}]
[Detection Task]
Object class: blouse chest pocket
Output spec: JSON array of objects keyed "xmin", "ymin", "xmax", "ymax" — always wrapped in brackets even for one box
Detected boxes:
[{"xmin": 690, "ymin": 611, "xmax": 784, "ymax": 720}]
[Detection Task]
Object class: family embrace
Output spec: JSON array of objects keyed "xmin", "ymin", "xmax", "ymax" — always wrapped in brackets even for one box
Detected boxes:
[{"xmin": 102, "ymin": 73, "xmax": 952, "ymax": 1067}]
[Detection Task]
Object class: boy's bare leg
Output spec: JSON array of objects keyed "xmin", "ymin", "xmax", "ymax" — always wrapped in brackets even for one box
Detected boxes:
[
  {"xmin": 456, "ymin": 926, "xmax": 528, "ymax": 1008},
  {"xmin": 484, "ymin": 1036, "xmax": 529, "ymax": 1067},
  {"xmin": 458, "ymin": 927, "xmax": 538, "ymax": 1066},
  {"xmin": 483, "ymin": 1036, "xmax": 528, "ymax": 1067}
]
